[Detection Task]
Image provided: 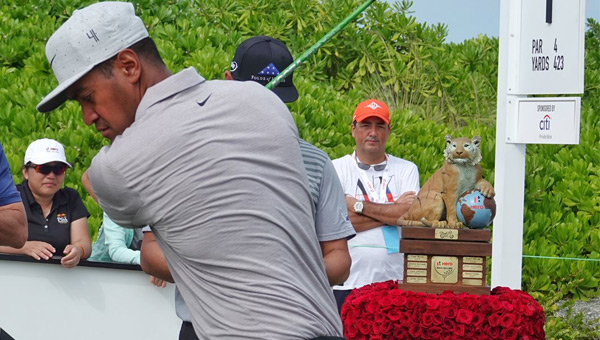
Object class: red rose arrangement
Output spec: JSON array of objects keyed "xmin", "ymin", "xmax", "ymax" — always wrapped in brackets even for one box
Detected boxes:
[{"xmin": 341, "ymin": 280, "xmax": 545, "ymax": 340}]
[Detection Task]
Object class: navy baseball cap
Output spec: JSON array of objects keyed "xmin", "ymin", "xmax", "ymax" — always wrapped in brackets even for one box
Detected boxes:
[{"xmin": 230, "ymin": 36, "xmax": 298, "ymax": 103}]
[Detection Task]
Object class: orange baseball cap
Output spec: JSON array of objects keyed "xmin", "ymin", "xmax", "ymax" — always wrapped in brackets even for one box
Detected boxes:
[{"xmin": 352, "ymin": 99, "xmax": 390, "ymax": 125}]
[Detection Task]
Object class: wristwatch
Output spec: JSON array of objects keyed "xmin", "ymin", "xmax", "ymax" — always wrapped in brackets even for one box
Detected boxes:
[{"xmin": 353, "ymin": 201, "xmax": 364, "ymax": 214}]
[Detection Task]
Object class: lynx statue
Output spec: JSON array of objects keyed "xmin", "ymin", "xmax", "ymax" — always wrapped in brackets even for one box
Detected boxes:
[{"xmin": 398, "ymin": 135, "xmax": 495, "ymax": 229}]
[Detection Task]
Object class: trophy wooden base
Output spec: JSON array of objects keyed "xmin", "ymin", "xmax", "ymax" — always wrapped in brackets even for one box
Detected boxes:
[{"xmin": 398, "ymin": 226, "xmax": 492, "ymax": 295}]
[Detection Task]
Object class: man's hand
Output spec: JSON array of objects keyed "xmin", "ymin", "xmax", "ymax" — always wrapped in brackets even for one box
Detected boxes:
[
  {"xmin": 395, "ymin": 191, "xmax": 417, "ymax": 206},
  {"xmin": 150, "ymin": 275, "xmax": 168, "ymax": 288}
]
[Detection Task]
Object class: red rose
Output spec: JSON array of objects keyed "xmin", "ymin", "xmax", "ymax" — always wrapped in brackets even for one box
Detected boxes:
[
  {"xmin": 456, "ymin": 309, "xmax": 474, "ymax": 324},
  {"xmin": 488, "ymin": 313, "xmax": 501, "ymax": 327},
  {"xmin": 512, "ymin": 312, "xmax": 523, "ymax": 325},
  {"xmin": 438, "ymin": 298, "xmax": 452, "ymax": 308},
  {"xmin": 379, "ymin": 295, "xmax": 393, "ymax": 310},
  {"xmin": 470, "ymin": 313, "xmax": 485, "ymax": 328},
  {"xmin": 501, "ymin": 313, "xmax": 515, "ymax": 328},
  {"xmin": 408, "ymin": 324, "xmax": 423, "ymax": 338},
  {"xmin": 393, "ymin": 328, "xmax": 408, "ymax": 339},
  {"xmin": 523, "ymin": 304, "xmax": 536, "ymax": 316},
  {"xmin": 440, "ymin": 290, "xmax": 455, "ymax": 298},
  {"xmin": 345, "ymin": 324, "xmax": 359, "ymax": 338},
  {"xmin": 366, "ymin": 299, "xmax": 380, "ymax": 313},
  {"xmin": 428, "ymin": 326, "xmax": 443, "ymax": 338},
  {"xmin": 489, "ymin": 298, "xmax": 502, "ymax": 310},
  {"xmin": 389, "ymin": 287, "xmax": 405, "ymax": 296},
  {"xmin": 391, "ymin": 294, "xmax": 408, "ymax": 307},
  {"xmin": 464, "ymin": 328, "xmax": 475, "ymax": 339},
  {"xmin": 371, "ymin": 322, "xmax": 383, "ymax": 336},
  {"xmin": 452, "ymin": 323, "xmax": 465, "ymax": 337},
  {"xmin": 486, "ymin": 326, "xmax": 500, "ymax": 339},
  {"xmin": 425, "ymin": 297, "xmax": 441, "ymax": 310},
  {"xmin": 379, "ymin": 319, "xmax": 392, "ymax": 334},
  {"xmin": 420, "ymin": 311, "xmax": 434, "ymax": 328},
  {"xmin": 387, "ymin": 309, "xmax": 401, "ymax": 321},
  {"xmin": 432, "ymin": 310, "xmax": 444, "ymax": 325},
  {"xmin": 357, "ymin": 319, "xmax": 370, "ymax": 335},
  {"xmin": 411, "ymin": 310, "xmax": 422, "ymax": 323},
  {"xmin": 502, "ymin": 300, "xmax": 514, "ymax": 312},
  {"xmin": 501, "ymin": 327, "xmax": 519, "ymax": 340},
  {"xmin": 440, "ymin": 330, "xmax": 452, "ymax": 340},
  {"xmin": 406, "ymin": 296, "xmax": 417, "ymax": 309},
  {"xmin": 399, "ymin": 312, "xmax": 412, "ymax": 327},
  {"xmin": 442, "ymin": 318, "xmax": 454, "ymax": 330},
  {"xmin": 443, "ymin": 306, "xmax": 457, "ymax": 319}
]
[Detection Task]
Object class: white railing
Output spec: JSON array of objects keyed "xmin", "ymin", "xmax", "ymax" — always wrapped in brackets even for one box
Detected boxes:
[{"xmin": 0, "ymin": 255, "xmax": 180, "ymax": 340}]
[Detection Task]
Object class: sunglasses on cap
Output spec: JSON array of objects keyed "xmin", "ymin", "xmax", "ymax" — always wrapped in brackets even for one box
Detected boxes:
[{"xmin": 27, "ymin": 163, "xmax": 67, "ymax": 175}]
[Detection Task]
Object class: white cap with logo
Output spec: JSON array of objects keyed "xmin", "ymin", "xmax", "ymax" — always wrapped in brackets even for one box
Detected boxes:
[
  {"xmin": 37, "ymin": 1, "xmax": 149, "ymax": 113},
  {"xmin": 24, "ymin": 138, "xmax": 72, "ymax": 167}
]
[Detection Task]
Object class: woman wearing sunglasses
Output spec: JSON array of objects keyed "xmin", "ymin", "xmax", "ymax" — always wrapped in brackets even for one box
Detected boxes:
[{"xmin": 0, "ymin": 138, "xmax": 90, "ymax": 268}]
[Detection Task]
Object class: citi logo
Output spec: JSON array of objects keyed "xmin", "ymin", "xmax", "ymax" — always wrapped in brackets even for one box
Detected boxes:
[{"xmin": 539, "ymin": 115, "xmax": 551, "ymax": 131}]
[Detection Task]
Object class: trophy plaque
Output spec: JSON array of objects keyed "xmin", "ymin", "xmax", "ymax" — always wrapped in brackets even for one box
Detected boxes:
[{"xmin": 398, "ymin": 226, "xmax": 492, "ymax": 295}]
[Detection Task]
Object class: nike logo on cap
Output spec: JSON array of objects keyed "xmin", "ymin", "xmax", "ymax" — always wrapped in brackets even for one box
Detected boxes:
[{"xmin": 50, "ymin": 54, "xmax": 57, "ymax": 67}]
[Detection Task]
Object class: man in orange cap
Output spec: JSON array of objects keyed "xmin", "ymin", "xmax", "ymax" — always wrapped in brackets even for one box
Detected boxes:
[{"xmin": 331, "ymin": 99, "xmax": 420, "ymax": 313}]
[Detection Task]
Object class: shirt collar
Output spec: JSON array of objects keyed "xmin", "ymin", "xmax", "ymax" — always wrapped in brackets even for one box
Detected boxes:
[
  {"xmin": 136, "ymin": 67, "xmax": 206, "ymax": 120},
  {"xmin": 353, "ymin": 151, "xmax": 388, "ymax": 168}
]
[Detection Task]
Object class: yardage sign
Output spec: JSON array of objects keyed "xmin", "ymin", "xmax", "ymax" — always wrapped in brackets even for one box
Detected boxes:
[{"xmin": 508, "ymin": 0, "xmax": 585, "ymax": 94}]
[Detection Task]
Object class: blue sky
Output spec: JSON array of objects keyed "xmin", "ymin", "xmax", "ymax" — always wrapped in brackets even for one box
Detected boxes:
[{"xmin": 390, "ymin": 0, "xmax": 600, "ymax": 43}]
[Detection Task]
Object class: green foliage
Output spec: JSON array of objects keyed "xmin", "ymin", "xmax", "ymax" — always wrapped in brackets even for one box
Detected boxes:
[
  {"xmin": 546, "ymin": 307, "xmax": 600, "ymax": 340},
  {"xmin": 1, "ymin": 1, "xmax": 600, "ymax": 336}
]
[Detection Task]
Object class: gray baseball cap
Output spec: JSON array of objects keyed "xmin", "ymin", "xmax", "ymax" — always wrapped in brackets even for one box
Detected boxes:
[{"xmin": 37, "ymin": 2, "xmax": 149, "ymax": 112}]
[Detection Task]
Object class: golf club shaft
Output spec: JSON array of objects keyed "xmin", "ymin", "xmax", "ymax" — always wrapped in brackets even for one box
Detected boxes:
[{"xmin": 266, "ymin": 0, "xmax": 376, "ymax": 90}]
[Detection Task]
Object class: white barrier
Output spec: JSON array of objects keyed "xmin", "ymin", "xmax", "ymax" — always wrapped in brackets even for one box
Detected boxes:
[{"xmin": 0, "ymin": 255, "xmax": 180, "ymax": 340}]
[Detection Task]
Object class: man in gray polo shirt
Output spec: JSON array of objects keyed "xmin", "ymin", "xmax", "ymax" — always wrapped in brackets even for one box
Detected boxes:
[
  {"xmin": 140, "ymin": 35, "xmax": 355, "ymax": 340},
  {"xmin": 36, "ymin": 2, "xmax": 343, "ymax": 339}
]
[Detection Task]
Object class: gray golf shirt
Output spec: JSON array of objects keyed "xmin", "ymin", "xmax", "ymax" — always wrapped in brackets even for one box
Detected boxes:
[{"xmin": 89, "ymin": 67, "xmax": 342, "ymax": 339}]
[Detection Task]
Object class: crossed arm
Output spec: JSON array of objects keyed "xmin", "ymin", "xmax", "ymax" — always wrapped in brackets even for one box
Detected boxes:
[{"xmin": 345, "ymin": 191, "xmax": 416, "ymax": 232}]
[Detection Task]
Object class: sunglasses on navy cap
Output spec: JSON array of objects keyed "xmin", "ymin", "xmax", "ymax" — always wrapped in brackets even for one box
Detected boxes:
[{"xmin": 27, "ymin": 163, "xmax": 67, "ymax": 175}]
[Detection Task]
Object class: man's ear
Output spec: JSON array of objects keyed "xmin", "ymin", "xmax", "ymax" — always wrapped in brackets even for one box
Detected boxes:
[
  {"xmin": 115, "ymin": 49, "xmax": 141, "ymax": 83},
  {"xmin": 224, "ymin": 70, "xmax": 234, "ymax": 80}
]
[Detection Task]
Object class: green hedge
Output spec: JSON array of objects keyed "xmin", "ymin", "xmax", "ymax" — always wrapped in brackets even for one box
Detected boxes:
[{"xmin": 2, "ymin": 1, "xmax": 600, "ymax": 335}]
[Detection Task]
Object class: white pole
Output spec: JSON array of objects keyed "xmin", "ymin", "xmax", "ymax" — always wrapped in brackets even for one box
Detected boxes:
[{"xmin": 491, "ymin": 0, "xmax": 527, "ymax": 289}]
